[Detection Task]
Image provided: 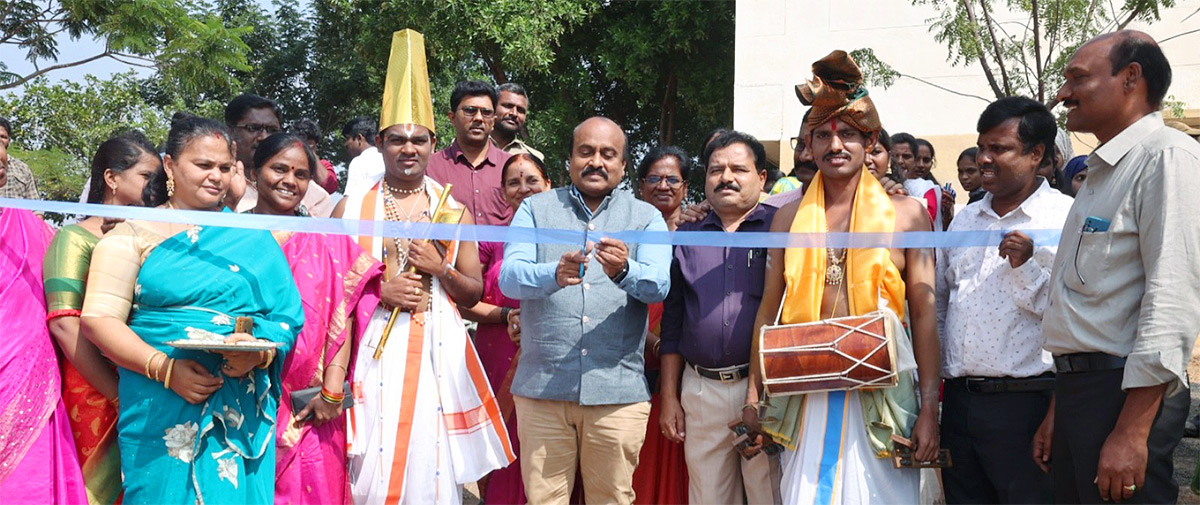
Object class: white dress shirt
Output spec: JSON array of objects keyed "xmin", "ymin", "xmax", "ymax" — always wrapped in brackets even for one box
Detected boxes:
[
  {"xmin": 1044, "ymin": 112, "xmax": 1200, "ymax": 396},
  {"xmin": 345, "ymin": 146, "xmax": 384, "ymax": 195},
  {"xmin": 937, "ymin": 178, "xmax": 1074, "ymax": 378}
]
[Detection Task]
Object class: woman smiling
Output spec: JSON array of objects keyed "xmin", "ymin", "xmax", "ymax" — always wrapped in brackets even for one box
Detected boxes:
[
  {"xmin": 80, "ymin": 115, "xmax": 303, "ymax": 504},
  {"xmin": 249, "ymin": 133, "xmax": 385, "ymax": 505}
]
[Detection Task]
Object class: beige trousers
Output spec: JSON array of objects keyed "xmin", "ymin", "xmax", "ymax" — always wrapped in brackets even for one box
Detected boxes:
[
  {"xmin": 515, "ymin": 396, "xmax": 651, "ymax": 505},
  {"xmin": 681, "ymin": 365, "xmax": 781, "ymax": 505}
]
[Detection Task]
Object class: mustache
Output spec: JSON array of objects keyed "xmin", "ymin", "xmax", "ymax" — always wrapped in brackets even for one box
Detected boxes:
[
  {"xmin": 823, "ymin": 152, "xmax": 851, "ymax": 162},
  {"xmin": 581, "ymin": 166, "xmax": 608, "ymax": 180},
  {"xmin": 1062, "ymin": 99, "xmax": 1080, "ymax": 108},
  {"xmin": 714, "ymin": 181, "xmax": 741, "ymax": 193}
]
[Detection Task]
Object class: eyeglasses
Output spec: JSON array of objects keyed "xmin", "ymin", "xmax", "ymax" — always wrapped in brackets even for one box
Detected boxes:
[
  {"xmin": 235, "ymin": 123, "xmax": 283, "ymax": 135},
  {"xmin": 644, "ymin": 175, "xmax": 683, "ymax": 187},
  {"xmin": 459, "ymin": 106, "xmax": 495, "ymax": 118}
]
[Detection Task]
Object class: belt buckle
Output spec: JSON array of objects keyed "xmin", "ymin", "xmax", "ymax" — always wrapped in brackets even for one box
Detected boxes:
[
  {"xmin": 964, "ymin": 377, "xmax": 986, "ymax": 392},
  {"xmin": 719, "ymin": 370, "xmax": 738, "ymax": 382}
]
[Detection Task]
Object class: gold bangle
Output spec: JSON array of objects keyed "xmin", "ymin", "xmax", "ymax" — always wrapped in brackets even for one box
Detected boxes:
[
  {"xmin": 144, "ymin": 351, "xmax": 162, "ymax": 380},
  {"xmin": 742, "ymin": 403, "xmax": 758, "ymax": 412},
  {"xmin": 256, "ymin": 349, "xmax": 275, "ymax": 369},
  {"xmin": 163, "ymin": 358, "xmax": 175, "ymax": 389},
  {"xmin": 327, "ymin": 362, "xmax": 348, "ymax": 374},
  {"xmin": 154, "ymin": 354, "xmax": 168, "ymax": 382}
]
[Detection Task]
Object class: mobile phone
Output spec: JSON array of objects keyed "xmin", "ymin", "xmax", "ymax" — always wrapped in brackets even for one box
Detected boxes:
[{"xmin": 1082, "ymin": 216, "xmax": 1110, "ymax": 233}]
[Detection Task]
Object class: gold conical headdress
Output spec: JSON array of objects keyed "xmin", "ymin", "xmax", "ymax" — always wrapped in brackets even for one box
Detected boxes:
[{"xmin": 379, "ymin": 29, "xmax": 436, "ymax": 134}]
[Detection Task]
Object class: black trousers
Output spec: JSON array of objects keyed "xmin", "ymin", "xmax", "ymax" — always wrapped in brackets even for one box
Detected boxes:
[
  {"xmin": 941, "ymin": 378, "xmax": 1054, "ymax": 504},
  {"xmin": 1052, "ymin": 368, "xmax": 1188, "ymax": 504}
]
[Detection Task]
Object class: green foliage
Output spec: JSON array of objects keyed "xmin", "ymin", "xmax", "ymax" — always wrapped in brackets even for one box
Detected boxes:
[
  {"xmin": 5, "ymin": 0, "xmax": 736, "ymax": 202},
  {"xmin": 10, "ymin": 146, "xmax": 80, "ymax": 203},
  {"xmin": 0, "ymin": 72, "xmax": 187, "ymax": 206},
  {"xmin": 0, "ymin": 73, "xmax": 173, "ymax": 162},
  {"xmin": 0, "ymin": 0, "xmax": 252, "ymax": 95},
  {"xmin": 851, "ymin": 48, "xmax": 900, "ymax": 88},
  {"xmin": 308, "ymin": 0, "xmax": 735, "ymax": 186},
  {"xmin": 900, "ymin": 0, "xmax": 1175, "ymax": 103}
]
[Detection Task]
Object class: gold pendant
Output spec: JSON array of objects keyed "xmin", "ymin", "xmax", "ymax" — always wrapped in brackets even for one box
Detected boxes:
[{"xmin": 825, "ymin": 264, "xmax": 844, "ymax": 285}]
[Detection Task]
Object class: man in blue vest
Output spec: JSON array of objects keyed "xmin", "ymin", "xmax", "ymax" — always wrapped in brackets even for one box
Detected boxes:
[{"xmin": 500, "ymin": 116, "xmax": 672, "ymax": 505}]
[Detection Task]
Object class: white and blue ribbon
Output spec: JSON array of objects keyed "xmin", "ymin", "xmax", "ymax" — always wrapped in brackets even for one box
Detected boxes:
[{"xmin": 1, "ymin": 198, "xmax": 1063, "ymax": 249}]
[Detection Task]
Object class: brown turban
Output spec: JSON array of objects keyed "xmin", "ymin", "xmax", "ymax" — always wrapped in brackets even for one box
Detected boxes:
[{"xmin": 795, "ymin": 50, "xmax": 881, "ymax": 133}]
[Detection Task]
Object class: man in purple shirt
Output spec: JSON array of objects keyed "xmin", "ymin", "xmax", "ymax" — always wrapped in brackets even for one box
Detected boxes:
[
  {"xmin": 426, "ymin": 80, "xmax": 513, "ymax": 225},
  {"xmin": 659, "ymin": 130, "xmax": 781, "ymax": 504}
]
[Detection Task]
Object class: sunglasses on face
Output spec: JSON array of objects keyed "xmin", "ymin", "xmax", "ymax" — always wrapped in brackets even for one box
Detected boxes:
[{"xmin": 459, "ymin": 106, "xmax": 495, "ymax": 118}]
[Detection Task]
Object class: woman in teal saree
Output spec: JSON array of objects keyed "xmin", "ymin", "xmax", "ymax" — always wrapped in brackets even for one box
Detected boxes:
[{"xmin": 81, "ymin": 115, "xmax": 302, "ymax": 505}]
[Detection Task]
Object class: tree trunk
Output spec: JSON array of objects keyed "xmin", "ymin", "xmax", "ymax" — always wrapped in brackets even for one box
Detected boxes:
[
  {"xmin": 978, "ymin": 0, "xmax": 1013, "ymax": 96},
  {"xmin": 959, "ymin": 0, "xmax": 1004, "ymax": 99},
  {"xmin": 659, "ymin": 68, "xmax": 678, "ymax": 146},
  {"xmin": 1032, "ymin": 0, "xmax": 1044, "ymax": 102}
]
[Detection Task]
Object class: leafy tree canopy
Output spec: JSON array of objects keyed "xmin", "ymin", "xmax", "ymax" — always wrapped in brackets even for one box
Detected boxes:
[
  {"xmin": 4, "ymin": 0, "xmax": 735, "ymax": 202},
  {"xmin": 0, "ymin": 0, "xmax": 253, "ymax": 95}
]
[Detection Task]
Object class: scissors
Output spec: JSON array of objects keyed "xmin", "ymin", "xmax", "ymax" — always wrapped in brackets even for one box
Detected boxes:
[{"xmin": 580, "ymin": 223, "xmax": 590, "ymax": 278}]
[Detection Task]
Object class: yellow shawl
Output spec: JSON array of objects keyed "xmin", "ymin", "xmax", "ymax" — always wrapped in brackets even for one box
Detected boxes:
[{"xmin": 762, "ymin": 165, "xmax": 917, "ymax": 456}]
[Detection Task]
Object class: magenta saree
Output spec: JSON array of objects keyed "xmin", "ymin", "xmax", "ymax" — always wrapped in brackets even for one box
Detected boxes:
[
  {"xmin": 475, "ymin": 240, "xmax": 524, "ymax": 504},
  {"xmin": 274, "ymin": 233, "xmax": 383, "ymax": 505},
  {"xmin": 0, "ymin": 208, "xmax": 87, "ymax": 504}
]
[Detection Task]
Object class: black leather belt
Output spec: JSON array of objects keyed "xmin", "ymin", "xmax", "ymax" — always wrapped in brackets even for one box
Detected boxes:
[
  {"xmin": 692, "ymin": 363, "xmax": 750, "ymax": 383},
  {"xmin": 1053, "ymin": 352, "xmax": 1127, "ymax": 373},
  {"xmin": 949, "ymin": 373, "xmax": 1055, "ymax": 394}
]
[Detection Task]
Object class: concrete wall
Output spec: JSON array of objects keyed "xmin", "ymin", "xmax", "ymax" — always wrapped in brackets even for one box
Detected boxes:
[{"xmin": 735, "ymin": 0, "xmax": 1200, "ymax": 192}]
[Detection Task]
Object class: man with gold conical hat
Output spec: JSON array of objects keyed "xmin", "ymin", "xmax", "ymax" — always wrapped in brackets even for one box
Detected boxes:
[
  {"xmin": 743, "ymin": 50, "xmax": 942, "ymax": 504},
  {"xmin": 334, "ymin": 29, "xmax": 515, "ymax": 505}
]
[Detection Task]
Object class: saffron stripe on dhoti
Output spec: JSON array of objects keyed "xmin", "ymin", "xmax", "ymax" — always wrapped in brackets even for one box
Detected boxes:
[{"xmin": 385, "ymin": 313, "xmax": 426, "ymax": 504}]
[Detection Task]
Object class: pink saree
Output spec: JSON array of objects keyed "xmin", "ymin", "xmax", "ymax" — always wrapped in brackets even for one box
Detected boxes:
[
  {"xmin": 275, "ymin": 232, "xmax": 383, "ymax": 505},
  {"xmin": 0, "ymin": 208, "xmax": 87, "ymax": 504}
]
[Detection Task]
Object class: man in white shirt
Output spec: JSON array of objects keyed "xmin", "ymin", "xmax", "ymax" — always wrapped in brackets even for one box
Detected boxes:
[
  {"xmin": 342, "ymin": 116, "xmax": 384, "ymax": 193},
  {"xmin": 1037, "ymin": 31, "xmax": 1200, "ymax": 504},
  {"xmin": 936, "ymin": 96, "xmax": 1073, "ymax": 504}
]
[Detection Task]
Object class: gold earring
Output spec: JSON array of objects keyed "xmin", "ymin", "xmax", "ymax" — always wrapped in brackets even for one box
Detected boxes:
[{"xmin": 166, "ymin": 176, "xmax": 175, "ymax": 197}]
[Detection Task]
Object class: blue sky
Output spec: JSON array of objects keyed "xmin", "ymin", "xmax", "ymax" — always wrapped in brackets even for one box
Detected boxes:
[{"xmin": 1, "ymin": 34, "xmax": 154, "ymax": 93}]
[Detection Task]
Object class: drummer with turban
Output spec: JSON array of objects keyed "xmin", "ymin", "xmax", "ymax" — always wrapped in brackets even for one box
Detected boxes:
[{"xmin": 744, "ymin": 50, "xmax": 942, "ymax": 505}]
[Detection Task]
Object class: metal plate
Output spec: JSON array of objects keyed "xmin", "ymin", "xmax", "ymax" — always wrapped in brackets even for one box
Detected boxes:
[{"xmin": 166, "ymin": 339, "xmax": 282, "ymax": 352}]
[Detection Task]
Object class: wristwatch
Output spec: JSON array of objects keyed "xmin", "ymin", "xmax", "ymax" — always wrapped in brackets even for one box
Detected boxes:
[{"xmin": 609, "ymin": 261, "xmax": 629, "ymax": 283}]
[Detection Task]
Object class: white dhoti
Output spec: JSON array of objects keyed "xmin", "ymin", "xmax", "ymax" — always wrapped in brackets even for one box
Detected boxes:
[
  {"xmin": 779, "ymin": 390, "xmax": 920, "ymax": 505},
  {"xmin": 345, "ymin": 176, "xmax": 514, "ymax": 504}
]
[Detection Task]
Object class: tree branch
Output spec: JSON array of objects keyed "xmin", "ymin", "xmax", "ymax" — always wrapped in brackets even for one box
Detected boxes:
[
  {"xmin": 1116, "ymin": 6, "xmax": 1144, "ymax": 30},
  {"xmin": 0, "ymin": 51, "xmax": 112, "ymax": 90},
  {"xmin": 110, "ymin": 53, "xmax": 158, "ymax": 69},
  {"xmin": 1032, "ymin": 0, "xmax": 1044, "ymax": 102},
  {"xmin": 1159, "ymin": 28, "xmax": 1200, "ymax": 44},
  {"xmin": 979, "ymin": 0, "xmax": 1013, "ymax": 96},
  {"xmin": 0, "ymin": 5, "xmax": 57, "ymax": 47},
  {"xmin": 959, "ymin": 0, "xmax": 1004, "ymax": 98},
  {"xmin": 899, "ymin": 72, "xmax": 993, "ymax": 103}
]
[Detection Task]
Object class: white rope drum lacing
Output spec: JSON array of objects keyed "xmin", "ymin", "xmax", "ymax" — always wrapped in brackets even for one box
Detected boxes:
[{"xmin": 761, "ymin": 313, "xmax": 897, "ymax": 391}]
